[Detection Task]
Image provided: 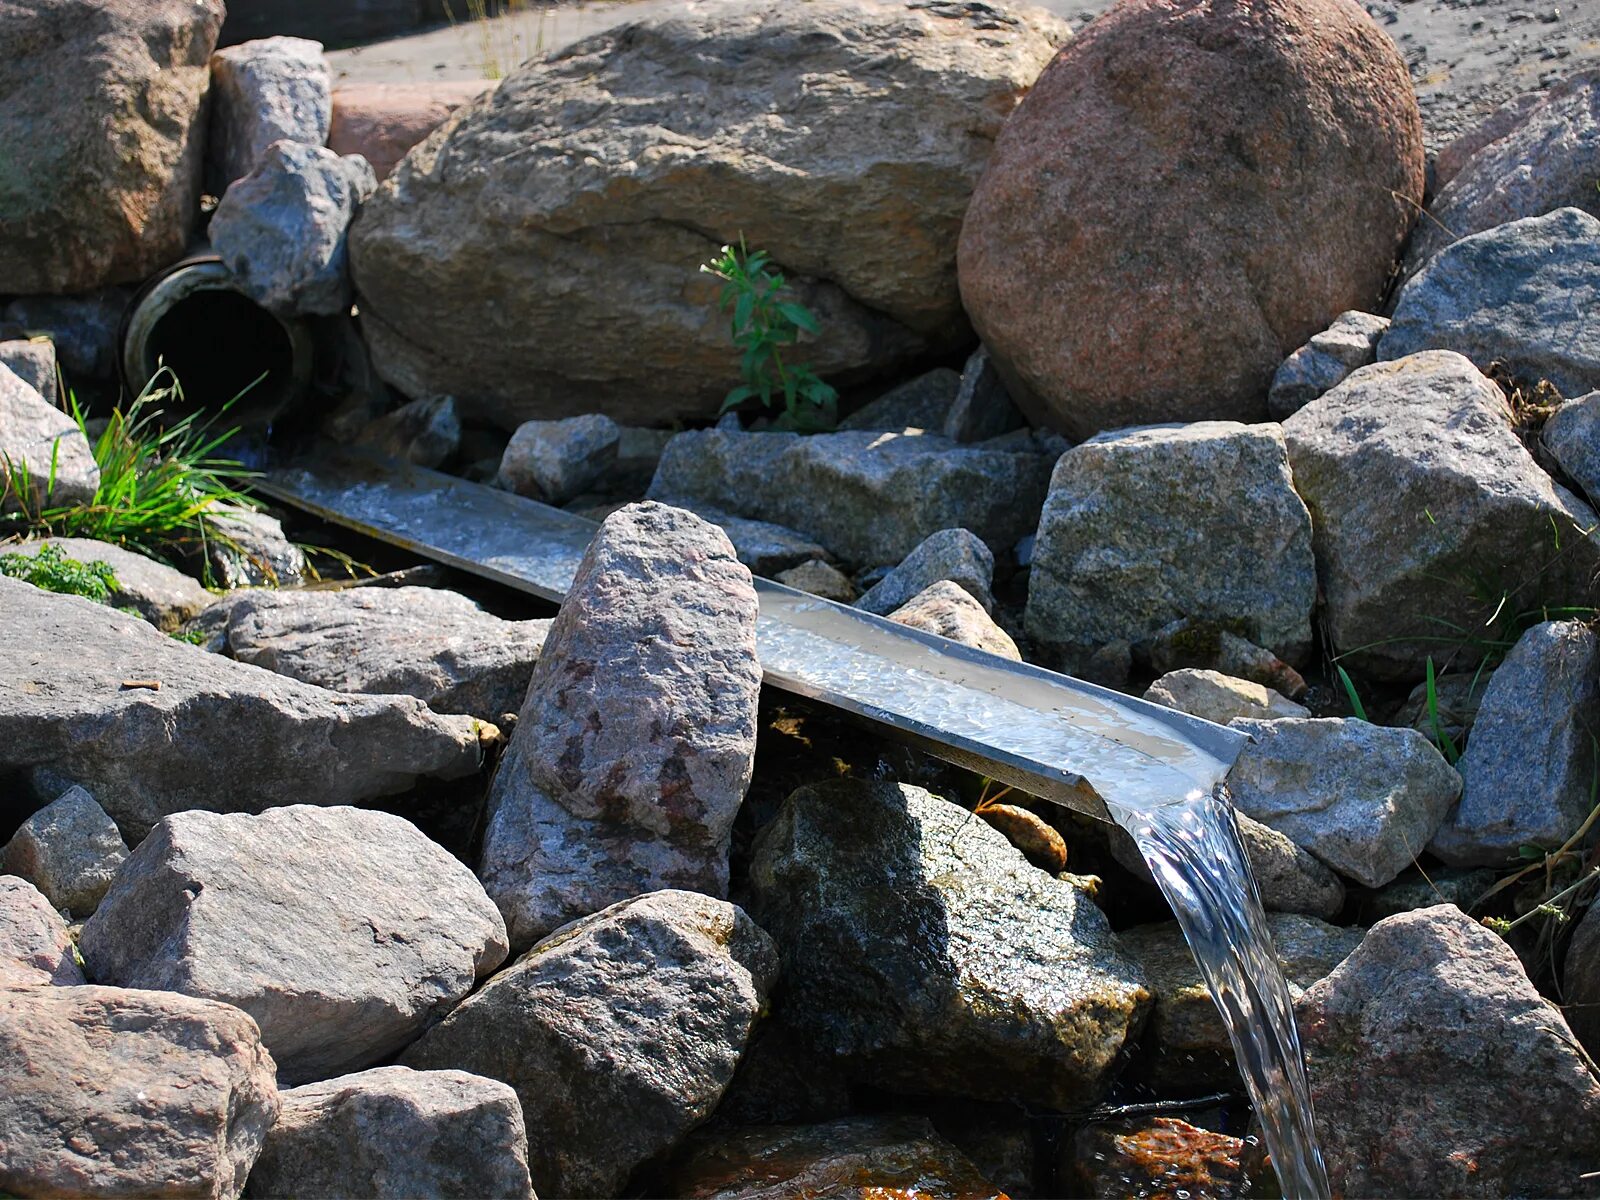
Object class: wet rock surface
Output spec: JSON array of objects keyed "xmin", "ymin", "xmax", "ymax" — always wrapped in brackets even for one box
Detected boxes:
[
  {"xmin": 1299, "ymin": 905, "xmax": 1600, "ymax": 1198},
  {"xmin": 482, "ymin": 502, "xmax": 761, "ymax": 949},
  {"xmin": 403, "ymin": 889, "xmax": 777, "ymax": 1199},
  {"xmin": 80, "ymin": 805, "xmax": 508, "ymax": 1085},
  {"xmin": 1068, "ymin": 1116, "xmax": 1247, "ymax": 1200},
  {"xmin": 1430, "ymin": 619, "xmax": 1600, "ymax": 865},
  {"xmin": 0, "ymin": 876, "xmax": 84, "ymax": 987},
  {"xmin": 1026, "ymin": 421, "xmax": 1315, "ymax": 669},
  {"xmin": 1226, "ymin": 717, "xmax": 1461, "ymax": 887},
  {"xmin": 0, "ymin": 984, "xmax": 279, "ymax": 1200},
  {"xmin": 197, "ymin": 585, "xmax": 549, "ymax": 721},
  {"xmin": 0, "ymin": 578, "xmax": 484, "ymax": 839},
  {"xmin": 3, "ymin": 785, "xmax": 128, "ymax": 917},
  {"xmin": 747, "ymin": 779, "xmax": 1151, "ymax": 1108},
  {"xmin": 1282, "ymin": 350, "xmax": 1600, "ymax": 679},
  {"xmin": 246, "ymin": 1066, "xmax": 534, "ymax": 1200},
  {"xmin": 649, "ymin": 427, "xmax": 1054, "ymax": 566}
]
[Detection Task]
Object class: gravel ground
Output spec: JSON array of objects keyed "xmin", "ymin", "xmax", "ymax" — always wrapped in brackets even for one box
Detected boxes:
[{"xmin": 325, "ymin": 0, "xmax": 1600, "ymax": 151}]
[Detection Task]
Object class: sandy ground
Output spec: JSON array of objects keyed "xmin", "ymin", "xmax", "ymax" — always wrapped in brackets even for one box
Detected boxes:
[{"xmin": 325, "ymin": 0, "xmax": 1600, "ymax": 149}]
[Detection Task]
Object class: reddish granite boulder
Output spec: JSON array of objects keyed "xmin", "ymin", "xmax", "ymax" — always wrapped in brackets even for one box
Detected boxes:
[
  {"xmin": 327, "ymin": 81, "xmax": 491, "ymax": 181},
  {"xmin": 957, "ymin": 0, "xmax": 1424, "ymax": 440}
]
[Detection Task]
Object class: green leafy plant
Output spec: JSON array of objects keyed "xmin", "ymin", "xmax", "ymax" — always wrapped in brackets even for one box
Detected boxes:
[
  {"xmin": 3, "ymin": 366, "xmax": 260, "ymax": 577},
  {"xmin": 702, "ymin": 239, "xmax": 837, "ymax": 430},
  {"xmin": 0, "ymin": 542, "xmax": 119, "ymax": 602}
]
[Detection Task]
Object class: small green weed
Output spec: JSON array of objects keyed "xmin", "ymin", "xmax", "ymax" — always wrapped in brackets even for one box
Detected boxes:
[
  {"xmin": 0, "ymin": 542, "xmax": 119, "ymax": 602},
  {"xmin": 1423, "ymin": 657, "xmax": 1462, "ymax": 764},
  {"xmin": 1335, "ymin": 664, "xmax": 1369, "ymax": 722},
  {"xmin": 702, "ymin": 239, "xmax": 837, "ymax": 431}
]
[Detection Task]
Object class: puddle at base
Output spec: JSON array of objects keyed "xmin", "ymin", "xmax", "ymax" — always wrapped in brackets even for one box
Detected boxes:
[{"xmin": 1110, "ymin": 789, "xmax": 1332, "ymax": 1200}]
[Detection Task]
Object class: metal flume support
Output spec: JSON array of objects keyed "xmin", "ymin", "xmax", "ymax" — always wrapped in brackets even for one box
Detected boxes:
[{"xmin": 259, "ymin": 447, "xmax": 1249, "ymax": 822}]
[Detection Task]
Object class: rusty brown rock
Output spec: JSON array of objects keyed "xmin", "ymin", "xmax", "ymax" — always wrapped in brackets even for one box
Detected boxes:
[
  {"xmin": 1067, "ymin": 1116, "xmax": 1247, "ymax": 1200},
  {"xmin": 328, "ymin": 81, "xmax": 492, "ymax": 181},
  {"xmin": 0, "ymin": 876, "xmax": 83, "ymax": 986},
  {"xmin": 957, "ymin": 0, "xmax": 1424, "ymax": 440},
  {"xmin": 979, "ymin": 801, "xmax": 1067, "ymax": 873}
]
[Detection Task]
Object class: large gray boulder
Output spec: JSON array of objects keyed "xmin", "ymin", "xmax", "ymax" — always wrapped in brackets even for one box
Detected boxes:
[
  {"xmin": 1402, "ymin": 72, "xmax": 1600, "ymax": 279},
  {"xmin": 1380, "ymin": 209, "xmax": 1600, "ymax": 398},
  {"xmin": 648, "ymin": 427, "xmax": 1054, "ymax": 565},
  {"xmin": 747, "ymin": 779, "xmax": 1151, "ymax": 1108},
  {"xmin": 402, "ymin": 889, "xmax": 778, "ymax": 1199},
  {"xmin": 1266, "ymin": 310, "xmax": 1389, "ymax": 420},
  {"xmin": 1026, "ymin": 421, "xmax": 1315, "ymax": 670},
  {"xmin": 1544, "ymin": 390, "xmax": 1600, "ymax": 509},
  {"xmin": 198, "ymin": 586, "xmax": 550, "ymax": 720},
  {"xmin": 350, "ymin": 0, "xmax": 1068, "ymax": 428},
  {"xmin": 855, "ymin": 527, "xmax": 994, "ymax": 615},
  {"xmin": 210, "ymin": 140, "xmax": 376, "ymax": 318},
  {"xmin": 1298, "ymin": 905, "xmax": 1600, "ymax": 1198},
  {"xmin": 0, "ymin": 578, "xmax": 484, "ymax": 839},
  {"xmin": 0, "ymin": 0, "xmax": 224, "ymax": 293},
  {"xmin": 3, "ymin": 785, "xmax": 128, "ymax": 917},
  {"xmin": 1120, "ymin": 914, "xmax": 1361, "ymax": 1090},
  {"xmin": 0, "ymin": 361, "xmax": 98, "ymax": 513},
  {"xmin": 1282, "ymin": 351, "xmax": 1600, "ymax": 679},
  {"xmin": 1226, "ymin": 717, "xmax": 1461, "ymax": 888},
  {"xmin": 0, "ymin": 984, "xmax": 278, "ymax": 1200},
  {"xmin": 9, "ymin": 536, "xmax": 211, "ymax": 631},
  {"xmin": 80, "ymin": 805, "xmax": 508, "ymax": 1085},
  {"xmin": 246, "ymin": 1066, "xmax": 534, "ymax": 1200},
  {"xmin": 1430, "ymin": 620, "xmax": 1600, "ymax": 865},
  {"xmin": 481, "ymin": 503, "xmax": 761, "ymax": 950},
  {"xmin": 0, "ymin": 875, "xmax": 84, "ymax": 986},
  {"xmin": 208, "ymin": 36, "xmax": 332, "ymax": 187}
]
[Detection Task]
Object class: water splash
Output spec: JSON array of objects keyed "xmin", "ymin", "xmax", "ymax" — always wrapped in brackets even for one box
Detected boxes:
[{"xmin": 1110, "ymin": 789, "xmax": 1331, "ymax": 1200}]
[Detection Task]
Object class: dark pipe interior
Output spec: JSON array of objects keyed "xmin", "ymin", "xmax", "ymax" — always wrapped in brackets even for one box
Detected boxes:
[{"xmin": 142, "ymin": 287, "xmax": 295, "ymax": 421}]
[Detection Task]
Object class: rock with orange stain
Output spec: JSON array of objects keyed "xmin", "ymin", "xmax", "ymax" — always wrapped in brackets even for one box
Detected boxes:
[
  {"xmin": 1067, "ymin": 1116, "xmax": 1247, "ymax": 1200},
  {"xmin": 978, "ymin": 801, "xmax": 1067, "ymax": 873}
]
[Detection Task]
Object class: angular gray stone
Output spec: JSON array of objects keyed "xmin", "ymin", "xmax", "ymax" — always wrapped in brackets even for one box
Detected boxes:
[
  {"xmin": 1430, "ymin": 620, "xmax": 1600, "ymax": 865},
  {"xmin": 1121, "ymin": 913, "xmax": 1361, "ymax": 1090},
  {"xmin": 4, "ymin": 785, "xmax": 127, "ymax": 917},
  {"xmin": 246, "ymin": 1066, "xmax": 534, "ymax": 1200},
  {"xmin": 0, "ymin": 577, "xmax": 484, "ymax": 839},
  {"xmin": 349, "ymin": 1, "xmax": 1067, "ymax": 427},
  {"xmin": 1226, "ymin": 717, "xmax": 1462, "ymax": 888},
  {"xmin": 942, "ymin": 344, "xmax": 1024, "ymax": 443},
  {"xmin": 201, "ymin": 585, "xmax": 549, "ymax": 720},
  {"xmin": 0, "ymin": 0, "xmax": 223, "ymax": 293},
  {"xmin": 211, "ymin": 141, "xmax": 373, "ymax": 318},
  {"xmin": 80, "ymin": 805, "xmax": 509, "ymax": 1085},
  {"xmin": 481, "ymin": 502, "xmax": 761, "ymax": 949},
  {"xmin": 209, "ymin": 36, "xmax": 332, "ymax": 187},
  {"xmin": 0, "ymin": 360, "xmax": 98, "ymax": 513},
  {"xmin": 0, "ymin": 338, "xmax": 56, "ymax": 404},
  {"xmin": 1266, "ymin": 310, "xmax": 1389, "ymax": 420},
  {"xmin": 774, "ymin": 559, "xmax": 857, "ymax": 603},
  {"xmin": 838, "ymin": 369, "xmax": 960, "ymax": 433},
  {"xmin": 856, "ymin": 527, "xmax": 994, "ymax": 615},
  {"xmin": 1380, "ymin": 209, "xmax": 1600, "ymax": 398},
  {"xmin": 354, "ymin": 393, "xmax": 461, "ymax": 469},
  {"xmin": 0, "ymin": 984, "xmax": 278, "ymax": 1200},
  {"xmin": 0, "ymin": 875, "xmax": 84, "ymax": 986},
  {"xmin": 1283, "ymin": 351, "xmax": 1600, "ymax": 679},
  {"xmin": 402, "ymin": 889, "xmax": 778, "ymax": 1200},
  {"xmin": 1544, "ymin": 390, "xmax": 1600, "ymax": 508},
  {"xmin": 1143, "ymin": 669, "xmax": 1309, "ymax": 724},
  {"xmin": 498, "ymin": 413, "xmax": 622, "ymax": 505},
  {"xmin": 1026, "ymin": 421, "xmax": 1315, "ymax": 669},
  {"xmin": 9, "ymin": 536, "xmax": 212, "ymax": 631},
  {"xmin": 652, "ymin": 497, "xmax": 832, "ymax": 576},
  {"xmin": 1403, "ymin": 72, "xmax": 1600, "ymax": 279},
  {"xmin": 1299, "ymin": 905, "xmax": 1600, "ymax": 1198},
  {"xmin": 887, "ymin": 580, "xmax": 1020, "ymax": 661},
  {"xmin": 207, "ymin": 508, "xmax": 307, "ymax": 588},
  {"xmin": 648, "ymin": 427, "xmax": 1054, "ymax": 565},
  {"xmin": 747, "ymin": 779, "xmax": 1152, "ymax": 1108}
]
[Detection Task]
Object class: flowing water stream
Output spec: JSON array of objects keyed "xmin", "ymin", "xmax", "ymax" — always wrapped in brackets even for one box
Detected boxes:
[{"xmin": 1110, "ymin": 789, "xmax": 1332, "ymax": 1200}]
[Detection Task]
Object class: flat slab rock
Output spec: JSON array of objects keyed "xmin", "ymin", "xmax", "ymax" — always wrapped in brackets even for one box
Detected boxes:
[
  {"xmin": 0, "ymin": 984, "xmax": 279, "ymax": 1200},
  {"xmin": 9, "ymin": 536, "xmax": 212, "ymax": 631},
  {"xmin": 196, "ymin": 585, "xmax": 550, "ymax": 720},
  {"xmin": 402, "ymin": 889, "xmax": 778, "ymax": 1200},
  {"xmin": 0, "ymin": 577, "xmax": 484, "ymax": 839},
  {"xmin": 80, "ymin": 805, "xmax": 509, "ymax": 1085},
  {"xmin": 247, "ymin": 1066, "xmax": 534, "ymax": 1200},
  {"xmin": 482, "ymin": 502, "xmax": 761, "ymax": 949},
  {"xmin": 648, "ymin": 426, "xmax": 1054, "ymax": 565},
  {"xmin": 0, "ymin": 875, "xmax": 84, "ymax": 986},
  {"xmin": 1299, "ymin": 904, "xmax": 1600, "ymax": 1197},
  {"xmin": 748, "ymin": 779, "xmax": 1151, "ymax": 1108}
]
